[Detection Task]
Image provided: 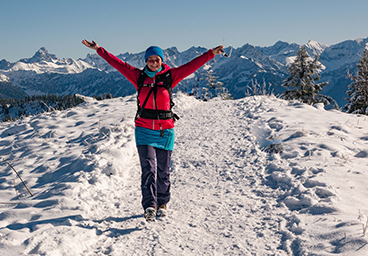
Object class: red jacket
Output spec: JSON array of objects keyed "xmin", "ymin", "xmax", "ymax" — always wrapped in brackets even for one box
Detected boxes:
[{"xmin": 97, "ymin": 47, "xmax": 215, "ymax": 130}]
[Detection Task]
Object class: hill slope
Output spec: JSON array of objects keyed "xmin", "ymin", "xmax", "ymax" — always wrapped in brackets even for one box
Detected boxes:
[
  {"xmin": 0, "ymin": 74, "xmax": 27, "ymax": 99},
  {"xmin": 1, "ymin": 94, "xmax": 368, "ymax": 255}
]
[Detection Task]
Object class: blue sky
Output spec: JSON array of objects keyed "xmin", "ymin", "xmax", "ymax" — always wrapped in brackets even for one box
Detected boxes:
[{"xmin": 1, "ymin": 0, "xmax": 368, "ymax": 62}]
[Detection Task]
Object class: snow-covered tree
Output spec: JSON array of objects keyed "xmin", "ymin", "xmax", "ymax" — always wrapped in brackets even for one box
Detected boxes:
[
  {"xmin": 282, "ymin": 46, "xmax": 338, "ymax": 108},
  {"xmin": 216, "ymin": 86, "xmax": 233, "ymax": 100},
  {"xmin": 201, "ymin": 70, "xmax": 232, "ymax": 100},
  {"xmin": 343, "ymin": 49, "xmax": 368, "ymax": 115}
]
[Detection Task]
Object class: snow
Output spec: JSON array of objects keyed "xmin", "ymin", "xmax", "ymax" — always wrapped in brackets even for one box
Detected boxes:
[
  {"xmin": 2, "ymin": 59, "xmax": 94, "ymax": 75},
  {"xmin": 0, "ymin": 74, "xmax": 10, "ymax": 82},
  {"xmin": 286, "ymin": 56, "xmax": 297, "ymax": 66},
  {"xmin": 1, "ymin": 93, "xmax": 368, "ymax": 255},
  {"xmin": 305, "ymin": 40, "xmax": 329, "ymax": 56}
]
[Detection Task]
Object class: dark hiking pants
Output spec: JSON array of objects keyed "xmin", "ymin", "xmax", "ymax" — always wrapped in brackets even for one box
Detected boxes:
[{"xmin": 137, "ymin": 145, "xmax": 172, "ymax": 210}]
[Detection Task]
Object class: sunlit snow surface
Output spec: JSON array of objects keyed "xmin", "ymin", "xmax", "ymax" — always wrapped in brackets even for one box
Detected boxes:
[{"xmin": 1, "ymin": 94, "xmax": 368, "ymax": 255}]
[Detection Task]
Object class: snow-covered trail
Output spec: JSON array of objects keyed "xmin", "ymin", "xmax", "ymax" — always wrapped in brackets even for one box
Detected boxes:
[
  {"xmin": 81, "ymin": 96, "xmax": 289, "ymax": 255},
  {"xmin": 1, "ymin": 94, "xmax": 368, "ymax": 255},
  {"xmin": 170, "ymin": 96, "xmax": 287, "ymax": 255}
]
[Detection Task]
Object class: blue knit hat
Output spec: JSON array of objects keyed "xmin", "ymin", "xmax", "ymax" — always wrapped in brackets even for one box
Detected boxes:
[{"xmin": 145, "ymin": 46, "xmax": 164, "ymax": 62}]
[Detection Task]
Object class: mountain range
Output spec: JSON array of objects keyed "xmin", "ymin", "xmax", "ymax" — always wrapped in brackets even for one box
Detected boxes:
[{"xmin": 1, "ymin": 37, "xmax": 367, "ymax": 107}]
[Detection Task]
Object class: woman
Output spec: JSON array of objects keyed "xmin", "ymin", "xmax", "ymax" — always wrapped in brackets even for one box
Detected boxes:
[{"xmin": 82, "ymin": 39, "xmax": 223, "ymax": 221}]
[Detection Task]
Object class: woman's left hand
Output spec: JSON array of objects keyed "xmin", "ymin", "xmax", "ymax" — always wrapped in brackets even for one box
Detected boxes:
[
  {"xmin": 212, "ymin": 45, "xmax": 224, "ymax": 55},
  {"xmin": 82, "ymin": 39, "xmax": 100, "ymax": 51}
]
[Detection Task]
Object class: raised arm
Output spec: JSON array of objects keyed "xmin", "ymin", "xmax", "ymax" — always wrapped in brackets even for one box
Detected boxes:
[{"xmin": 81, "ymin": 39, "xmax": 140, "ymax": 88}]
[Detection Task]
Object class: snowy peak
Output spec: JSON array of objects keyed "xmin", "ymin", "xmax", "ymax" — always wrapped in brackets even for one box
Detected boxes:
[
  {"xmin": 0, "ymin": 48, "xmax": 95, "ymax": 75},
  {"xmin": 322, "ymin": 38, "xmax": 366, "ymax": 60},
  {"xmin": 304, "ymin": 40, "xmax": 329, "ymax": 57},
  {"xmin": 256, "ymin": 40, "xmax": 328, "ymax": 65},
  {"xmin": 256, "ymin": 41, "xmax": 300, "ymax": 66},
  {"xmin": 258, "ymin": 40, "xmax": 329, "ymax": 58},
  {"xmin": 235, "ymin": 43, "xmax": 271, "ymax": 64},
  {"xmin": 20, "ymin": 47, "xmax": 58, "ymax": 63},
  {"xmin": 81, "ymin": 53, "xmax": 116, "ymax": 72},
  {"xmin": 319, "ymin": 38, "xmax": 368, "ymax": 69},
  {"xmin": 257, "ymin": 40, "xmax": 299, "ymax": 56}
]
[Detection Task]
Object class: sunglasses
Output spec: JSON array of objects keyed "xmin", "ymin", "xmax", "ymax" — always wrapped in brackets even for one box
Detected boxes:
[{"xmin": 147, "ymin": 58, "xmax": 161, "ymax": 64}]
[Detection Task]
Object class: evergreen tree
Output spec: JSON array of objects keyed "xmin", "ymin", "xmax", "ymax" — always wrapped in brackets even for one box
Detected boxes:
[
  {"xmin": 200, "ymin": 70, "xmax": 232, "ymax": 100},
  {"xmin": 282, "ymin": 46, "xmax": 338, "ymax": 108},
  {"xmin": 216, "ymin": 86, "xmax": 233, "ymax": 100},
  {"xmin": 206, "ymin": 70, "xmax": 220, "ymax": 90},
  {"xmin": 343, "ymin": 49, "xmax": 368, "ymax": 115}
]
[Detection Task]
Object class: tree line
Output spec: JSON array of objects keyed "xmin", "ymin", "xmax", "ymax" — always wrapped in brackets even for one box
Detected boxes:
[{"xmin": 0, "ymin": 94, "xmax": 85, "ymax": 122}]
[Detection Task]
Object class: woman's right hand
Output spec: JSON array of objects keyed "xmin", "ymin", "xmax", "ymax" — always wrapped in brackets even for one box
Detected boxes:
[
  {"xmin": 212, "ymin": 45, "xmax": 224, "ymax": 55},
  {"xmin": 82, "ymin": 39, "xmax": 100, "ymax": 51}
]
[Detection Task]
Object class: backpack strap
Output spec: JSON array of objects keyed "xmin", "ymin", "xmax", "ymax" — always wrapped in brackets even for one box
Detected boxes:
[
  {"xmin": 157, "ymin": 71, "xmax": 175, "ymax": 110},
  {"xmin": 135, "ymin": 69, "xmax": 179, "ymax": 121},
  {"xmin": 136, "ymin": 70, "xmax": 147, "ymax": 114}
]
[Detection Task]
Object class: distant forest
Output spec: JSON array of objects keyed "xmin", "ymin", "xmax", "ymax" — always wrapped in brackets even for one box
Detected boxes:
[
  {"xmin": 0, "ymin": 94, "xmax": 85, "ymax": 122},
  {"xmin": 0, "ymin": 93, "xmax": 118, "ymax": 122}
]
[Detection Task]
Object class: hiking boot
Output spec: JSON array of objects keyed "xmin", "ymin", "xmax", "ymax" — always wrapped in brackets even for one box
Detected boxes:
[
  {"xmin": 156, "ymin": 204, "xmax": 167, "ymax": 217},
  {"xmin": 144, "ymin": 207, "xmax": 156, "ymax": 222}
]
